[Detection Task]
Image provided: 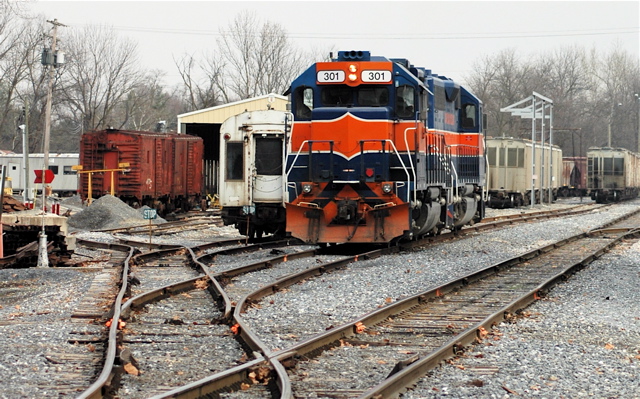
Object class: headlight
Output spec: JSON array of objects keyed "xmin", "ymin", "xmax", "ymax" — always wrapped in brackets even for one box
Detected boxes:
[
  {"xmin": 382, "ymin": 183, "xmax": 393, "ymax": 194},
  {"xmin": 302, "ymin": 183, "xmax": 313, "ymax": 194}
]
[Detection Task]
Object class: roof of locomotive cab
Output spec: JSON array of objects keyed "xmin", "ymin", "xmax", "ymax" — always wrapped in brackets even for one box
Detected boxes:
[{"xmin": 287, "ymin": 51, "xmax": 483, "ymax": 104}]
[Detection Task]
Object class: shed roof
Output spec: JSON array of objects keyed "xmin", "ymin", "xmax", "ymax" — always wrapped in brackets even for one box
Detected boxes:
[{"xmin": 177, "ymin": 93, "xmax": 289, "ymax": 129}]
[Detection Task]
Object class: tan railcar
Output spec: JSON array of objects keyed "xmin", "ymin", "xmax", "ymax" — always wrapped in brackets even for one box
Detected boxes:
[
  {"xmin": 587, "ymin": 147, "xmax": 640, "ymax": 203},
  {"xmin": 486, "ymin": 137, "xmax": 562, "ymax": 207}
]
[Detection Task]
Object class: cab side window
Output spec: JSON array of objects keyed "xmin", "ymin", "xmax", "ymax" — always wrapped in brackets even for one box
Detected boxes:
[
  {"xmin": 461, "ymin": 103, "xmax": 476, "ymax": 129},
  {"xmin": 396, "ymin": 85, "xmax": 415, "ymax": 118},
  {"xmin": 295, "ymin": 87, "xmax": 313, "ymax": 119}
]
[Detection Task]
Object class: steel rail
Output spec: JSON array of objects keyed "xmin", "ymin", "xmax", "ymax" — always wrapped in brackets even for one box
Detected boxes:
[
  {"xmin": 76, "ymin": 240, "xmax": 136, "ymax": 399},
  {"xmin": 111, "ymin": 203, "xmax": 619, "ymax": 398},
  {"xmin": 360, "ymin": 229, "xmax": 640, "ymax": 397}
]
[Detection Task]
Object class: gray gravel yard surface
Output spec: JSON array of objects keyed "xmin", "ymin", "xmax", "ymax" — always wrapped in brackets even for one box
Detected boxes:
[
  {"xmin": 0, "ymin": 268, "xmax": 102, "ymax": 399},
  {"xmin": 1, "ymin": 198, "xmax": 637, "ymax": 398},
  {"xmin": 238, "ymin": 200, "xmax": 640, "ymax": 398},
  {"xmin": 402, "ymin": 239, "xmax": 640, "ymax": 398}
]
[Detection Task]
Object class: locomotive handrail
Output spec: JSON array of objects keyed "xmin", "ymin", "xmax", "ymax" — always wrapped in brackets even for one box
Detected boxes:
[
  {"xmin": 380, "ymin": 139, "xmax": 411, "ymax": 203},
  {"xmin": 449, "ymin": 155, "xmax": 459, "ymax": 204},
  {"xmin": 282, "ymin": 112, "xmax": 294, "ymax": 207},
  {"xmin": 403, "ymin": 127, "xmax": 418, "ymax": 205},
  {"xmin": 287, "ymin": 139, "xmax": 412, "ymax": 203},
  {"xmin": 357, "ymin": 138, "xmax": 413, "ymax": 203},
  {"xmin": 286, "ymin": 139, "xmax": 335, "ymax": 181},
  {"xmin": 448, "ymin": 143, "xmax": 482, "ymax": 185},
  {"xmin": 484, "ymin": 147, "xmax": 489, "ymax": 202}
]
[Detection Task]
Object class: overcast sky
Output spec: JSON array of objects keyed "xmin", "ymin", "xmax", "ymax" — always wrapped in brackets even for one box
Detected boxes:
[{"xmin": 27, "ymin": 1, "xmax": 640, "ymax": 88}]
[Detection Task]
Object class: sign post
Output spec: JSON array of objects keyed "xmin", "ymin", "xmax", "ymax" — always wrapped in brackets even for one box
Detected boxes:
[
  {"xmin": 34, "ymin": 169, "xmax": 55, "ymax": 268},
  {"xmin": 143, "ymin": 208, "xmax": 157, "ymax": 251}
]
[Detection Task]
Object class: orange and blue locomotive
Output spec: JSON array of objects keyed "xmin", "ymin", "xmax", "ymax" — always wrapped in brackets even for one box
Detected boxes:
[{"xmin": 285, "ymin": 50, "xmax": 485, "ymax": 244}]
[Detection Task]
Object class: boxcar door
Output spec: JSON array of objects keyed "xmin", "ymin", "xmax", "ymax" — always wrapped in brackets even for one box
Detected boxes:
[{"xmin": 103, "ymin": 151, "xmax": 119, "ymax": 194}]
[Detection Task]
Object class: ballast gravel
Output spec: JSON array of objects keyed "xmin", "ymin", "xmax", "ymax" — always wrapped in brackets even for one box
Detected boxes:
[
  {"xmin": 1, "ymin": 198, "xmax": 638, "ymax": 398},
  {"xmin": 238, "ymin": 199, "xmax": 640, "ymax": 398}
]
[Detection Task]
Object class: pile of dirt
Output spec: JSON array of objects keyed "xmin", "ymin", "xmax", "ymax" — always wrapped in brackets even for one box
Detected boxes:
[{"xmin": 68, "ymin": 195, "xmax": 165, "ymax": 231}]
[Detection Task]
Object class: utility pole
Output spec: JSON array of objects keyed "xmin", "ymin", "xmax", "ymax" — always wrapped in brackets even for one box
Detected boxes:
[
  {"xmin": 634, "ymin": 93, "xmax": 640, "ymax": 154},
  {"xmin": 37, "ymin": 18, "xmax": 65, "ymax": 268}
]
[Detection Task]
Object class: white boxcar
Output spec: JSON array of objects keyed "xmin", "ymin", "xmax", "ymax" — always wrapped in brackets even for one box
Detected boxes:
[
  {"xmin": 218, "ymin": 109, "xmax": 292, "ymax": 238},
  {"xmin": 486, "ymin": 137, "xmax": 562, "ymax": 207},
  {"xmin": 0, "ymin": 153, "xmax": 79, "ymax": 197},
  {"xmin": 587, "ymin": 147, "xmax": 640, "ymax": 203}
]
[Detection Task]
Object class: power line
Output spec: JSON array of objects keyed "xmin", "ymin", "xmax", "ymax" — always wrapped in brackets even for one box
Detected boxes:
[{"xmin": 78, "ymin": 24, "xmax": 639, "ymax": 41}]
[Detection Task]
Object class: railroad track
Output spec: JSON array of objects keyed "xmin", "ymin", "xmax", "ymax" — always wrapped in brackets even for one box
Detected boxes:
[
  {"xmin": 0, "ymin": 239, "xmax": 133, "ymax": 398},
  {"xmin": 144, "ymin": 204, "xmax": 637, "ymax": 398},
  {"xmin": 0, "ymin": 201, "xmax": 612, "ymax": 397},
  {"xmin": 78, "ymin": 236, "xmax": 316, "ymax": 398}
]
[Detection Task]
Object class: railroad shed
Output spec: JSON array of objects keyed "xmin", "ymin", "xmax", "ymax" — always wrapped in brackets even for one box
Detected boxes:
[{"xmin": 177, "ymin": 94, "xmax": 288, "ymax": 195}]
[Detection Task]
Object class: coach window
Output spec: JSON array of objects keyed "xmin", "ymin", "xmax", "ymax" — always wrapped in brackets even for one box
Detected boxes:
[
  {"xmin": 613, "ymin": 157, "xmax": 624, "ymax": 175},
  {"xmin": 487, "ymin": 147, "xmax": 496, "ymax": 166},
  {"xmin": 396, "ymin": 85, "xmax": 415, "ymax": 118},
  {"xmin": 63, "ymin": 165, "xmax": 77, "ymax": 175},
  {"xmin": 603, "ymin": 158, "xmax": 613, "ymax": 175},
  {"xmin": 49, "ymin": 165, "xmax": 59, "ymax": 175},
  {"xmin": 295, "ymin": 87, "xmax": 313, "ymax": 119},
  {"xmin": 226, "ymin": 142, "xmax": 243, "ymax": 180},
  {"xmin": 507, "ymin": 148, "xmax": 517, "ymax": 167},
  {"xmin": 517, "ymin": 148, "xmax": 525, "ymax": 167},
  {"xmin": 255, "ymin": 138, "xmax": 282, "ymax": 175}
]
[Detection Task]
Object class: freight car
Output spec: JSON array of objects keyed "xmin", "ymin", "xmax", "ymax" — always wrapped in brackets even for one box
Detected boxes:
[
  {"xmin": 0, "ymin": 153, "xmax": 79, "ymax": 197},
  {"xmin": 559, "ymin": 156, "xmax": 587, "ymax": 197},
  {"xmin": 285, "ymin": 50, "xmax": 485, "ymax": 244},
  {"xmin": 218, "ymin": 109, "xmax": 292, "ymax": 238},
  {"xmin": 486, "ymin": 137, "xmax": 562, "ymax": 208},
  {"xmin": 79, "ymin": 129, "xmax": 204, "ymax": 214},
  {"xmin": 587, "ymin": 147, "xmax": 640, "ymax": 203}
]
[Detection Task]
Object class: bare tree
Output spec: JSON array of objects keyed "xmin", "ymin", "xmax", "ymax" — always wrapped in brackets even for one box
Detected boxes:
[
  {"xmin": 467, "ymin": 48, "xmax": 531, "ymax": 138},
  {"xmin": 528, "ymin": 46, "xmax": 589, "ymax": 156},
  {"xmin": 0, "ymin": 7, "xmax": 48, "ymax": 152},
  {"xmin": 60, "ymin": 25, "xmax": 143, "ymax": 132},
  {"xmin": 468, "ymin": 44, "xmax": 640, "ymax": 158},
  {"xmin": 174, "ymin": 53, "xmax": 225, "ymax": 109},
  {"xmin": 116, "ymin": 69, "xmax": 184, "ymax": 131},
  {"xmin": 583, "ymin": 44, "xmax": 638, "ymax": 149},
  {"xmin": 215, "ymin": 11, "xmax": 312, "ymax": 100}
]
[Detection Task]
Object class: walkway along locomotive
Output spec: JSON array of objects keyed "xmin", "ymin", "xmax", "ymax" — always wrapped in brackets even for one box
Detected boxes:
[
  {"xmin": 218, "ymin": 109, "xmax": 291, "ymax": 238},
  {"xmin": 587, "ymin": 147, "xmax": 640, "ymax": 203},
  {"xmin": 285, "ymin": 50, "xmax": 486, "ymax": 244}
]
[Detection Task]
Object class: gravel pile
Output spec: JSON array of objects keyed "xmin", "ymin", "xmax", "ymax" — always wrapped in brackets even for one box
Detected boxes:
[{"xmin": 68, "ymin": 195, "xmax": 165, "ymax": 231}]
